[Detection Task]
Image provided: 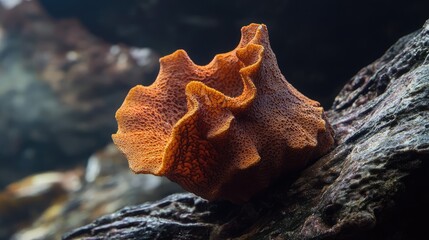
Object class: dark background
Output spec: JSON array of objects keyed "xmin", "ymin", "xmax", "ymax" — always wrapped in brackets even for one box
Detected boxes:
[{"xmin": 40, "ymin": 0, "xmax": 429, "ymax": 107}]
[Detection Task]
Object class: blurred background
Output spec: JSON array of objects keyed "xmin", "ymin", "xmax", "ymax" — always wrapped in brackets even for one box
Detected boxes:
[{"xmin": 0, "ymin": 0, "xmax": 428, "ymax": 239}]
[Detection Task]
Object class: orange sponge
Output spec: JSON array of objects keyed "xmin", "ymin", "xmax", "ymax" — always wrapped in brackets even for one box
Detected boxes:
[{"xmin": 112, "ymin": 24, "xmax": 334, "ymax": 203}]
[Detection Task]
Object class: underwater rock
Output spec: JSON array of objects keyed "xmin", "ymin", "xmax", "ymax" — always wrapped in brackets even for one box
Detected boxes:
[
  {"xmin": 64, "ymin": 19, "xmax": 429, "ymax": 240},
  {"xmin": 2, "ymin": 144, "xmax": 181, "ymax": 240},
  {"xmin": 113, "ymin": 24, "xmax": 334, "ymax": 202},
  {"xmin": 0, "ymin": 0, "xmax": 158, "ymax": 186},
  {"xmin": 0, "ymin": 169, "xmax": 83, "ymax": 239}
]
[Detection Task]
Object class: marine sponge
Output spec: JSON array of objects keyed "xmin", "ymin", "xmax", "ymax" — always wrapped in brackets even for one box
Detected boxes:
[{"xmin": 112, "ymin": 24, "xmax": 334, "ymax": 203}]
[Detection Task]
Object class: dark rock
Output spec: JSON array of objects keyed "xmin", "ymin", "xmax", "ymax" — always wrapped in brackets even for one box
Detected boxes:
[
  {"xmin": 0, "ymin": 0, "xmax": 158, "ymax": 187},
  {"xmin": 63, "ymin": 19, "xmax": 429, "ymax": 240},
  {"xmin": 39, "ymin": 0, "xmax": 429, "ymax": 106}
]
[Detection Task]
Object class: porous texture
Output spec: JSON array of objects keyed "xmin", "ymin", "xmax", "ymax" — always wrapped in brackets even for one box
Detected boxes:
[
  {"xmin": 65, "ymin": 19, "xmax": 429, "ymax": 240},
  {"xmin": 112, "ymin": 24, "xmax": 334, "ymax": 202}
]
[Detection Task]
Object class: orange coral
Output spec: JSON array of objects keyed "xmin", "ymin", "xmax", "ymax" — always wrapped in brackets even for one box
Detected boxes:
[{"xmin": 112, "ymin": 24, "xmax": 334, "ymax": 203}]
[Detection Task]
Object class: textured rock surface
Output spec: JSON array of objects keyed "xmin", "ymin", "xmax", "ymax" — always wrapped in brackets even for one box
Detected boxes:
[
  {"xmin": 63, "ymin": 19, "xmax": 429, "ymax": 240},
  {"xmin": 0, "ymin": 0, "xmax": 158, "ymax": 187}
]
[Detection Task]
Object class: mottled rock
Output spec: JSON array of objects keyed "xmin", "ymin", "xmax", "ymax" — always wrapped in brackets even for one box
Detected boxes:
[
  {"xmin": 2, "ymin": 144, "xmax": 181, "ymax": 240},
  {"xmin": 0, "ymin": 0, "xmax": 158, "ymax": 187},
  {"xmin": 63, "ymin": 19, "xmax": 429, "ymax": 240},
  {"xmin": 0, "ymin": 169, "xmax": 83, "ymax": 239}
]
